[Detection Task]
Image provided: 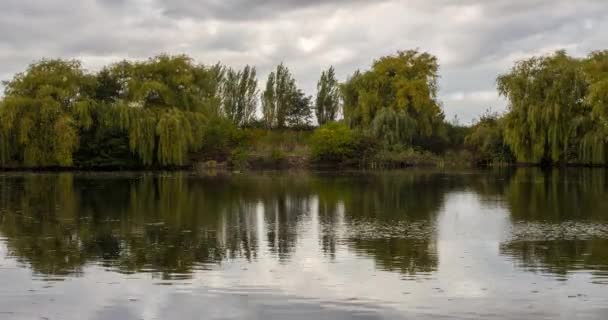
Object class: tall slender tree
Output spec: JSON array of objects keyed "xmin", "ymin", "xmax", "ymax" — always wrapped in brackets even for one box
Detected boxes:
[
  {"xmin": 262, "ymin": 63, "xmax": 299, "ymax": 128},
  {"xmin": 220, "ymin": 65, "xmax": 258, "ymax": 126},
  {"xmin": 262, "ymin": 72, "xmax": 277, "ymax": 129},
  {"xmin": 315, "ymin": 66, "xmax": 340, "ymax": 125}
]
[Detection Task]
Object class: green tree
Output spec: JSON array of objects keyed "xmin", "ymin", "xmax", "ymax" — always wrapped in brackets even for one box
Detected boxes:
[
  {"xmin": 220, "ymin": 65, "xmax": 258, "ymax": 126},
  {"xmin": 309, "ymin": 122, "xmax": 357, "ymax": 162},
  {"xmin": 465, "ymin": 111, "xmax": 514, "ymax": 165},
  {"xmin": 315, "ymin": 66, "xmax": 340, "ymax": 125},
  {"xmin": 0, "ymin": 59, "xmax": 96, "ymax": 166},
  {"xmin": 370, "ymin": 108, "xmax": 416, "ymax": 149},
  {"xmin": 341, "ymin": 50, "xmax": 444, "ymax": 147},
  {"xmin": 497, "ymin": 51, "xmax": 588, "ymax": 164},
  {"xmin": 92, "ymin": 55, "xmax": 217, "ymax": 166},
  {"xmin": 287, "ymin": 89, "xmax": 313, "ymax": 128},
  {"xmin": 580, "ymin": 50, "xmax": 608, "ymax": 164},
  {"xmin": 262, "ymin": 63, "xmax": 298, "ymax": 129}
]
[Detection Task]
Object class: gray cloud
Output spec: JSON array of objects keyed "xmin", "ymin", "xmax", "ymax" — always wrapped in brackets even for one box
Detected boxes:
[
  {"xmin": 1, "ymin": 0, "xmax": 608, "ymax": 122},
  {"xmin": 157, "ymin": 0, "xmax": 378, "ymax": 20}
]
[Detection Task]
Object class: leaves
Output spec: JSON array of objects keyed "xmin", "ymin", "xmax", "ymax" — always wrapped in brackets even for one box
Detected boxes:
[
  {"xmin": 262, "ymin": 63, "xmax": 310, "ymax": 129},
  {"xmin": 316, "ymin": 66, "xmax": 340, "ymax": 125},
  {"xmin": 0, "ymin": 55, "xmax": 216, "ymax": 167},
  {"xmin": 341, "ymin": 50, "xmax": 443, "ymax": 147},
  {"xmin": 498, "ymin": 50, "xmax": 607, "ymax": 165},
  {"xmin": 220, "ymin": 65, "xmax": 258, "ymax": 126}
]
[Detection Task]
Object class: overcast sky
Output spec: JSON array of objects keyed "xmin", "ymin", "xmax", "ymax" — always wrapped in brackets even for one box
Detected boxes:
[{"xmin": 1, "ymin": 0, "xmax": 608, "ymax": 123}]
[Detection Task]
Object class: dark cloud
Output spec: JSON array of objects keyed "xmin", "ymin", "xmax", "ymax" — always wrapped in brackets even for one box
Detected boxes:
[
  {"xmin": 157, "ymin": 0, "xmax": 377, "ymax": 20},
  {"xmin": 1, "ymin": 0, "xmax": 607, "ymax": 121}
]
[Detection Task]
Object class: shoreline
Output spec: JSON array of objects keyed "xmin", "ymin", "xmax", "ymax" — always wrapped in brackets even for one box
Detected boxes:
[{"xmin": 1, "ymin": 161, "xmax": 607, "ymax": 173}]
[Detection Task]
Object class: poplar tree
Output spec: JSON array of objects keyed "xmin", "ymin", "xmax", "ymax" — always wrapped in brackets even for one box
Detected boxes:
[
  {"xmin": 262, "ymin": 63, "xmax": 300, "ymax": 128},
  {"xmin": 315, "ymin": 66, "xmax": 340, "ymax": 125},
  {"xmin": 220, "ymin": 65, "xmax": 258, "ymax": 126}
]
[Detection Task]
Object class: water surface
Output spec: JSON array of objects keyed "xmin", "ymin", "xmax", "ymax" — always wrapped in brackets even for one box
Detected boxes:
[{"xmin": 0, "ymin": 169, "xmax": 607, "ymax": 319}]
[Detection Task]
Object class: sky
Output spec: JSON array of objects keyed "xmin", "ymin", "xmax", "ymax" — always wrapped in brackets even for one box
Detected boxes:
[{"xmin": 1, "ymin": 0, "xmax": 608, "ymax": 123}]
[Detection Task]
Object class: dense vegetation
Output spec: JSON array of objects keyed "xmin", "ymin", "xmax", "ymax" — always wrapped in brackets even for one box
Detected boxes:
[
  {"xmin": 0, "ymin": 49, "xmax": 607, "ymax": 169},
  {"xmin": 497, "ymin": 50, "xmax": 608, "ymax": 165}
]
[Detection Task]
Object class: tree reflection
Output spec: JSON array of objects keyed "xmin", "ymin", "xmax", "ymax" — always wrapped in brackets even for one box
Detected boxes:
[
  {"xmin": 0, "ymin": 171, "xmax": 455, "ymax": 278},
  {"xmin": 505, "ymin": 168, "xmax": 608, "ymax": 221},
  {"xmin": 501, "ymin": 240, "xmax": 608, "ymax": 276},
  {"xmin": 1, "ymin": 169, "xmax": 606, "ymax": 280}
]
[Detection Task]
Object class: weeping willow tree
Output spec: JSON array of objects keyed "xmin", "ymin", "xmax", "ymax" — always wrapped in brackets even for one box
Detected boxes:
[
  {"xmin": 98, "ymin": 55, "xmax": 223, "ymax": 113},
  {"xmin": 341, "ymin": 50, "xmax": 444, "ymax": 147},
  {"xmin": 91, "ymin": 105, "xmax": 205, "ymax": 166},
  {"xmin": 91, "ymin": 55, "xmax": 218, "ymax": 166},
  {"xmin": 0, "ymin": 59, "xmax": 96, "ymax": 167},
  {"xmin": 370, "ymin": 108, "xmax": 417, "ymax": 148},
  {"xmin": 0, "ymin": 55, "xmax": 222, "ymax": 168},
  {"xmin": 580, "ymin": 50, "xmax": 608, "ymax": 164},
  {"xmin": 498, "ymin": 51, "xmax": 588, "ymax": 164},
  {"xmin": 497, "ymin": 50, "xmax": 608, "ymax": 165},
  {"xmin": 464, "ymin": 111, "xmax": 514, "ymax": 165}
]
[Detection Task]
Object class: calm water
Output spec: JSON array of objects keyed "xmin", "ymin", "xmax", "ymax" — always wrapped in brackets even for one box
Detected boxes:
[{"xmin": 0, "ymin": 169, "xmax": 607, "ymax": 320}]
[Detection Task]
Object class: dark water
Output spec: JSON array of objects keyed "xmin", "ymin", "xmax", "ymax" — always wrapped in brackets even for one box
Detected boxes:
[{"xmin": 0, "ymin": 169, "xmax": 607, "ymax": 320}]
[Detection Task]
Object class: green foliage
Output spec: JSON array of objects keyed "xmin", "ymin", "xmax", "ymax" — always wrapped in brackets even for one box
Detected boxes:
[
  {"xmin": 580, "ymin": 51, "xmax": 608, "ymax": 165},
  {"xmin": 342, "ymin": 50, "xmax": 444, "ymax": 147},
  {"xmin": 0, "ymin": 55, "xmax": 222, "ymax": 168},
  {"xmin": 465, "ymin": 112, "xmax": 514, "ymax": 166},
  {"xmin": 5, "ymin": 49, "xmax": 608, "ymax": 169},
  {"xmin": 287, "ymin": 89, "xmax": 313, "ymax": 128},
  {"xmin": 74, "ymin": 128, "xmax": 139, "ymax": 168},
  {"xmin": 99, "ymin": 55, "xmax": 223, "ymax": 113},
  {"xmin": 309, "ymin": 122, "xmax": 358, "ymax": 162},
  {"xmin": 0, "ymin": 59, "xmax": 96, "ymax": 167},
  {"xmin": 315, "ymin": 66, "xmax": 341, "ymax": 125},
  {"xmin": 498, "ymin": 51, "xmax": 588, "ymax": 164},
  {"xmin": 228, "ymin": 147, "xmax": 249, "ymax": 169},
  {"xmin": 198, "ymin": 117, "xmax": 243, "ymax": 160},
  {"xmin": 262, "ymin": 63, "xmax": 310, "ymax": 129},
  {"xmin": 370, "ymin": 108, "xmax": 416, "ymax": 149},
  {"xmin": 498, "ymin": 50, "xmax": 608, "ymax": 165},
  {"xmin": 220, "ymin": 65, "xmax": 258, "ymax": 126}
]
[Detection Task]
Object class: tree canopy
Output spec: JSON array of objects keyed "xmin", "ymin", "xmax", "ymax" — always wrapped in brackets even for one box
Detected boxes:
[
  {"xmin": 498, "ymin": 50, "xmax": 608, "ymax": 165},
  {"xmin": 315, "ymin": 66, "xmax": 340, "ymax": 125},
  {"xmin": 262, "ymin": 63, "xmax": 311, "ymax": 129},
  {"xmin": 2, "ymin": 49, "xmax": 608, "ymax": 169},
  {"xmin": 220, "ymin": 65, "xmax": 258, "ymax": 126},
  {"xmin": 341, "ymin": 50, "xmax": 444, "ymax": 148},
  {"xmin": 0, "ymin": 59, "xmax": 96, "ymax": 166}
]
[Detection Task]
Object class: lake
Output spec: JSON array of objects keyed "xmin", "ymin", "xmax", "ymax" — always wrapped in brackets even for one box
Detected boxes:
[{"xmin": 0, "ymin": 169, "xmax": 607, "ymax": 319}]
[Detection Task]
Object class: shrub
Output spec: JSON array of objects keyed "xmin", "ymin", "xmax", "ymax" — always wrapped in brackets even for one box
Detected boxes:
[
  {"xmin": 200, "ymin": 117, "xmax": 246, "ymax": 160},
  {"xmin": 228, "ymin": 147, "xmax": 249, "ymax": 170},
  {"xmin": 309, "ymin": 122, "xmax": 358, "ymax": 163},
  {"xmin": 465, "ymin": 113, "xmax": 514, "ymax": 166}
]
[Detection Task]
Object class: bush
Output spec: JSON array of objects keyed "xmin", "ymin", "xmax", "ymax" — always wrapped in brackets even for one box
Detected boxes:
[
  {"xmin": 199, "ymin": 117, "xmax": 247, "ymax": 160},
  {"xmin": 465, "ymin": 113, "xmax": 514, "ymax": 166},
  {"xmin": 309, "ymin": 122, "xmax": 359, "ymax": 163},
  {"xmin": 270, "ymin": 148, "xmax": 286, "ymax": 164},
  {"xmin": 228, "ymin": 148, "xmax": 249, "ymax": 170}
]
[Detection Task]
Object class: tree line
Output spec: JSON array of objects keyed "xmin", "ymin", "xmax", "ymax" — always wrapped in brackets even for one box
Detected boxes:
[
  {"xmin": 0, "ymin": 55, "xmax": 341, "ymax": 168},
  {"xmin": 0, "ymin": 49, "xmax": 607, "ymax": 168},
  {"xmin": 467, "ymin": 50, "xmax": 608, "ymax": 166}
]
